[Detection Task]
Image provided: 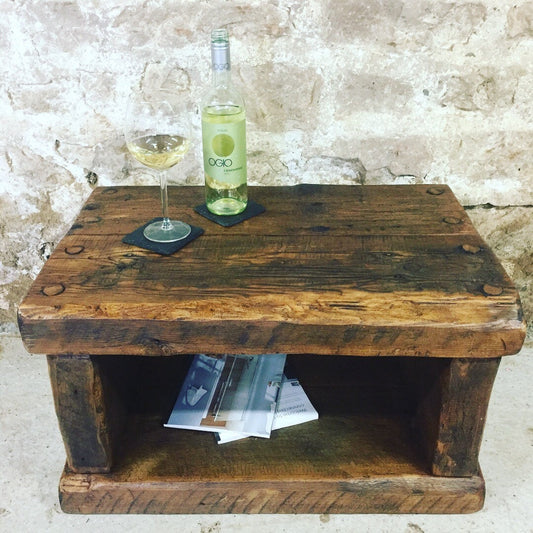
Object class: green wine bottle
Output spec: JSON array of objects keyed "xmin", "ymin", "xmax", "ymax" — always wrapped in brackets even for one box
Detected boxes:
[{"xmin": 201, "ymin": 28, "xmax": 248, "ymax": 216}]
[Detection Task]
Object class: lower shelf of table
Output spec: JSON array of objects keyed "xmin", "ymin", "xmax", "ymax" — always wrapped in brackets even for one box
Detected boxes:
[
  {"xmin": 59, "ymin": 470, "xmax": 484, "ymax": 514},
  {"xmin": 58, "ymin": 413, "xmax": 485, "ymax": 514}
]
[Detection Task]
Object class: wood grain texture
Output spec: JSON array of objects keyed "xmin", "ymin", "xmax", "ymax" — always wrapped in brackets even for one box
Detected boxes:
[
  {"xmin": 59, "ymin": 470, "xmax": 485, "ymax": 514},
  {"xmin": 412, "ymin": 357, "xmax": 500, "ymax": 477},
  {"xmin": 56, "ymin": 389, "xmax": 485, "ymax": 514},
  {"xmin": 431, "ymin": 358, "xmax": 500, "ymax": 476},
  {"xmin": 48, "ymin": 353, "xmax": 491, "ymax": 514},
  {"xmin": 18, "ymin": 185, "xmax": 526, "ymax": 515},
  {"xmin": 47, "ymin": 355, "xmax": 116, "ymax": 472},
  {"xmin": 18, "ymin": 185, "xmax": 526, "ymax": 357}
]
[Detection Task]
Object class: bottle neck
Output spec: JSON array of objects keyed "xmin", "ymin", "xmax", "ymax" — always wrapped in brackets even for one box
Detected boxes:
[
  {"xmin": 212, "ymin": 68, "xmax": 231, "ymax": 88},
  {"xmin": 211, "ymin": 41, "xmax": 231, "ymax": 88}
]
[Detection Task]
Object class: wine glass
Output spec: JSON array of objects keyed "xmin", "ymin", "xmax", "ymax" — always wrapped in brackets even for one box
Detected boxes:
[{"xmin": 125, "ymin": 93, "xmax": 192, "ymax": 242}]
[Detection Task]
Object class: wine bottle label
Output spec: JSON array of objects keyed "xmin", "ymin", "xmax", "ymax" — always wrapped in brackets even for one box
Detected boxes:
[{"xmin": 202, "ymin": 111, "xmax": 247, "ymax": 186}]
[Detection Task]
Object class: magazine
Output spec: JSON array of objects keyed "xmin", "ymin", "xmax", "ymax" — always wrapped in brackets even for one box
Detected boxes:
[
  {"xmin": 215, "ymin": 375, "xmax": 319, "ymax": 444},
  {"xmin": 165, "ymin": 353, "xmax": 286, "ymax": 438}
]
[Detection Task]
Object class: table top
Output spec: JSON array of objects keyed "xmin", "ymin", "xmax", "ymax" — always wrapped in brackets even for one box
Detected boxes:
[{"xmin": 18, "ymin": 184, "xmax": 526, "ymax": 357}]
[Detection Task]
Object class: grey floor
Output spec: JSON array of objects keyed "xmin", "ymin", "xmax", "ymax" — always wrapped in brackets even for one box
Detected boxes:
[{"xmin": 1, "ymin": 333, "xmax": 531, "ymax": 533}]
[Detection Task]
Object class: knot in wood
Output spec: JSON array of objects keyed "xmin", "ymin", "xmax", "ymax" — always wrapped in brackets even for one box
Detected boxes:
[
  {"xmin": 41, "ymin": 283, "xmax": 65, "ymax": 296},
  {"xmin": 482, "ymin": 284, "xmax": 503, "ymax": 296},
  {"xmin": 427, "ymin": 187, "xmax": 446, "ymax": 195},
  {"xmin": 442, "ymin": 216, "xmax": 462, "ymax": 225},
  {"xmin": 461, "ymin": 244, "xmax": 481, "ymax": 254},
  {"xmin": 65, "ymin": 245, "xmax": 85, "ymax": 255}
]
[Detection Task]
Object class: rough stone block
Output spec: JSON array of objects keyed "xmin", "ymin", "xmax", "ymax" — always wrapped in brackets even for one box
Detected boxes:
[
  {"xmin": 506, "ymin": 2, "xmax": 533, "ymax": 38},
  {"xmin": 241, "ymin": 63, "xmax": 323, "ymax": 133}
]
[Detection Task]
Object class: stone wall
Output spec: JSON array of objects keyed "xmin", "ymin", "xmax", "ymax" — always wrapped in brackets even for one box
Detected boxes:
[{"xmin": 1, "ymin": 1, "xmax": 531, "ymax": 339}]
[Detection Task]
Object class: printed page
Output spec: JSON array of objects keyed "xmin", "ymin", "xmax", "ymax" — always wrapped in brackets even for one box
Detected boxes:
[
  {"xmin": 165, "ymin": 353, "xmax": 286, "ymax": 438},
  {"xmin": 216, "ymin": 376, "xmax": 318, "ymax": 444}
]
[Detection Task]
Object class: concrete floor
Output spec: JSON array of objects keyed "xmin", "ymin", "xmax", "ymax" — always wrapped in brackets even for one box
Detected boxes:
[{"xmin": 1, "ymin": 333, "xmax": 531, "ymax": 533}]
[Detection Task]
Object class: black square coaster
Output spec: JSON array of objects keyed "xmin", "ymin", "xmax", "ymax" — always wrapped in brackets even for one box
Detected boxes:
[
  {"xmin": 122, "ymin": 218, "xmax": 204, "ymax": 255},
  {"xmin": 194, "ymin": 200, "xmax": 265, "ymax": 227}
]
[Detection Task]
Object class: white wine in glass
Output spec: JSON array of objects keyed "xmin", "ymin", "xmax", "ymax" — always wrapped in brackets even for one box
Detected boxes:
[
  {"xmin": 127, "ymin": 134, "xmax": 189, "ymax": 169},
  {"xmin": 125, "ymin": 97, "xmax": 192, "ymax": 243}
]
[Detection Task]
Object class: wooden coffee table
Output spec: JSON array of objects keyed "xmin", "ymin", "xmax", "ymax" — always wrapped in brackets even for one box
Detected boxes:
[{"xmin": 18, "ymin": 184, "xmax": 525, "ymax": 514}]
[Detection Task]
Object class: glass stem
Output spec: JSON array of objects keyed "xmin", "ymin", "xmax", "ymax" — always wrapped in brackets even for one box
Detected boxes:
[{"xmin": 158, "ymin": 171, "xmax": 173, "ymax": 231}]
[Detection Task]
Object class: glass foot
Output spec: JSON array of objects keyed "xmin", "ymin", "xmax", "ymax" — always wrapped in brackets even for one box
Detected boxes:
[{"xmin": 143, "ymin": 220, "xmax": 192, "ymax": 243}]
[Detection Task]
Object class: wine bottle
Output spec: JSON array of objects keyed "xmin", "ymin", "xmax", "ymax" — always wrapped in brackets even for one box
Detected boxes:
[{"xmin": 201, "ymin": 28, "xmax": 248, "ymax": 215}]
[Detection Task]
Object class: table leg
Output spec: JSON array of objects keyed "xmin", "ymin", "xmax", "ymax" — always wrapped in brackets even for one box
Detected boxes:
[
  {"xmin": 47, "ymin": 354, "xmax": 121, "ymax": 473},
  {"xmin": 416, "ymin": 357, "xmax": 501, "ymax": 477}
]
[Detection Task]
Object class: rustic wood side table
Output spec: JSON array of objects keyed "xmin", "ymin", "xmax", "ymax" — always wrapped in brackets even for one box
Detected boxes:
[{"xmin": 18, "ymin": 185, "xmax": 525, "ymax": 514}]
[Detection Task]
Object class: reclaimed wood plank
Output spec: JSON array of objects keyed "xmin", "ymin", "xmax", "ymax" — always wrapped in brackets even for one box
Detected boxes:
[
  {"xmin": 19, "ymin": 318, "xmax": 524, "ymax": 357},
  {"xmin": 47, "ymin": 355, "xmax": 123, "ymax": 473},
  {"xmin": 428, "ymin": 358, "xmax": 500, "ymax": 476},
  {"xmin": 18, "ymin": 185, "xmax": 525, "ymax": 357},
  {"xmin": 59, "ymin": 470, "xmax": 485, "ymax": 514},
  {"xmin": 57, "ymin": 406, "xmax": 484, "ymax": 514},
  {"xmin": 67, "ymin": 185, "xmax": 477, "ymax": 237}
]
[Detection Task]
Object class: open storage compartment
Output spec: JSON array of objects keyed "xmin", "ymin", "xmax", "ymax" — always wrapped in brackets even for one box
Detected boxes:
[
  {"xmin": 114, "ymin": 354, "xmax": 429, "ymax": 475},
  {"xmin": 56, "ymin": 353, "xmax": 488, "ymax": 514}
]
